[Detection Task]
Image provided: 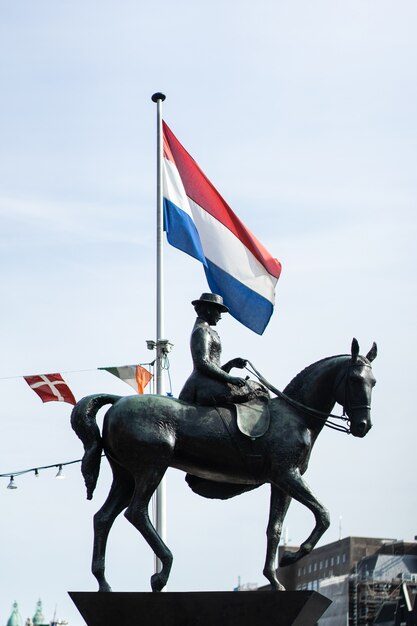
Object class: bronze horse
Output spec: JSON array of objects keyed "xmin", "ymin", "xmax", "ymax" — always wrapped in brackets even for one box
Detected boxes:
[{"xmin": 71, "ymin": 338, "xmax": 376, "ymax": 592}]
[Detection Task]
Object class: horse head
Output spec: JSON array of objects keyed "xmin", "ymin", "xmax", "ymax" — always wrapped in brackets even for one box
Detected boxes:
[{"xmin": 334, "ymin": 338, "xmax": 377, "ymax": 438}]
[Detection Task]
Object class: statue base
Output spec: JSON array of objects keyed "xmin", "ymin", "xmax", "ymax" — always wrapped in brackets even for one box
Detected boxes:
[{"xmin": 69, "ymin": 590, "xmax": 331, "ymax": 625}]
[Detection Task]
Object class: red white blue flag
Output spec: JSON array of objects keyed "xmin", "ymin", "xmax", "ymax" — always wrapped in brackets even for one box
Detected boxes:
[{"xmin": 162, "ymin": 121, "xmax": 281, "ymax": 334}]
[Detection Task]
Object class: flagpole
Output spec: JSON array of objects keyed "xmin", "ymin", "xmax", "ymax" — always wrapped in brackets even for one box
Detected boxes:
[{"xmin": 151, "ymin": 91, "xmax": 167, "ymax": 576}]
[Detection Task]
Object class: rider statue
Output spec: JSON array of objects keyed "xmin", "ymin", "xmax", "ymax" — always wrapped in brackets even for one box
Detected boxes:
[{"xmin": 179, "ymin": 293, "xmax": 269, "ymax": 406}]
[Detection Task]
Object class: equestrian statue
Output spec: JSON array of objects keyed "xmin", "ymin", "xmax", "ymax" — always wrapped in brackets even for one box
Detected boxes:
[{"xmin": 71, "ymin": 293, "xmax": 377, "ymax": 593}]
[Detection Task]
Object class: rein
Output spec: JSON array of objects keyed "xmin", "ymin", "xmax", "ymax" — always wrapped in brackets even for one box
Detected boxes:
[{"xmin": 245, "ymin": 361, "xmax": 351, "ymax": 434}]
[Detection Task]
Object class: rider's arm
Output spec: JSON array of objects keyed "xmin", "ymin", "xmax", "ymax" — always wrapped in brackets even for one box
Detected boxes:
[
  {"xmin": 222, "ymin": 358, "xmax": 248, "ymax": 373},
  {"xmin": 191, "ymin": 328, "xmax": 245, "ymax": 385}
]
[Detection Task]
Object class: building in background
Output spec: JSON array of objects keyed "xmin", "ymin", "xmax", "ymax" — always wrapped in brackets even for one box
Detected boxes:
[
  {"xmin": 259, "ymin": 536, "xmax": 417, "ymax": 625},
  {"xmin": 5, "ymin": 601, "xmax": 69, "ymax": 626}
]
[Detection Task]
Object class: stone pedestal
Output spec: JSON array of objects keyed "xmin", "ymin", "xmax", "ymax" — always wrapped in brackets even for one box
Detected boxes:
[{"xmin": 69, "ymin": 590, "xmax": 331, "ymax": 626}]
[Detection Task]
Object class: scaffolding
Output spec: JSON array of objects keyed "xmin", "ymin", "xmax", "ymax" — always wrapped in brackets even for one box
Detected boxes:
[{"xmin": 349, "ymin": 576, "xmax": 417, "ymax": 625}]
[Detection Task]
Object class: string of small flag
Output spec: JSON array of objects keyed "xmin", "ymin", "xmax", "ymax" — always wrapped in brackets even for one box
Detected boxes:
[{"xmin": 10, "ymin": 362, "xmax": 158, "ymax": 407}]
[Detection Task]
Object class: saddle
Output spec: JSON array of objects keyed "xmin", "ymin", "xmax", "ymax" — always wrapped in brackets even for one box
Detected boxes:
[{"xmin": 235, "ymin": 398, "xmax": 270, "ymax": 439}]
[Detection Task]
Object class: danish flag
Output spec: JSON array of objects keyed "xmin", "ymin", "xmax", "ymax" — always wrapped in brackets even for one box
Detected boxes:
[{"xmin": 24, "ymin": 373, "xmax": 76, "ymax": 405}]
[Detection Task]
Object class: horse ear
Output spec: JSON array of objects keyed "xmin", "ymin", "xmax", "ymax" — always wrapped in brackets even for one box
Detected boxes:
[
  {"xmin": 366, "ymin": 342, "xmax": 377, "ymax": 362},
  {"xmin": 351, "ymin": 338, "xmax": 360, "ymax": 362}
]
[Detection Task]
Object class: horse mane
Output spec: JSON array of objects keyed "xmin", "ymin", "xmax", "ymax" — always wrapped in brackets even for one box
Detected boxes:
[{"xmin": 283, "ymin": 353, "xmax": 370, "ymax": 397}]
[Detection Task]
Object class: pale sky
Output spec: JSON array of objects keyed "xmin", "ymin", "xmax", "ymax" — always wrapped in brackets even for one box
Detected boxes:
[{"xmin": 0, "ymin": 1, "xmax": 416, "ymax": 624}]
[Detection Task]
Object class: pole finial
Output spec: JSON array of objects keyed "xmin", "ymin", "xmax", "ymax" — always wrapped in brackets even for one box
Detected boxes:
[{"xmin": 152, "ymin": 92, "xmax": 166, "ymax": 103}]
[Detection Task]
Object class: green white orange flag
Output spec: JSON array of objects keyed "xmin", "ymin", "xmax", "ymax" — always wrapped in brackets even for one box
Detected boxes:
[{"xmin": 100, "ymin": 364, "xmax": 153, "ymax": 394}]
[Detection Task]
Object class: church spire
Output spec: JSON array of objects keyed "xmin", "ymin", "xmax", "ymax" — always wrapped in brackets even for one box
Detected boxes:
[
  {"xmin": 32, "ymin": 600, "xmax": 46, "ymax": 626},
  {"xmin": 6, "ymin": 602, "xmax": 22, "ymax": 626}
]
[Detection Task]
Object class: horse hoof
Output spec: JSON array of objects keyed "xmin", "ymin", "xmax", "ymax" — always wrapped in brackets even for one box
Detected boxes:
[
  {"xmin": 270, "ymin": 581, "xmax": 286, "ymax": 591},
  {"xmin": 98, "ymin": 583, "xmax": 112, "ymax": 592},
  {"xmin": 151, "ymin": 572, "xmax": 166, "ymax": 592},
  {"xmin": 263, "ymin": 567, "xmax": 286, "ymax": 590}
]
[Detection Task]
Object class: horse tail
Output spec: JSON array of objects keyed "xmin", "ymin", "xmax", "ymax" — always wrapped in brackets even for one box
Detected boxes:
[{"xmin": 71, "ymin": 394, "xmax": 120, "ymax": 500}]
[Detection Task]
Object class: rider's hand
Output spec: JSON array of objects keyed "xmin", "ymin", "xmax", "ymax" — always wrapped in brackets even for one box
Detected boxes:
[{"xmin": 229, "ymin": 376, "xmax": 246, "ymax": 387}]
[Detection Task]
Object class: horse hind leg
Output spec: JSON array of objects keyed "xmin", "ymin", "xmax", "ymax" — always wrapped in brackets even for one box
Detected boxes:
[
  {"xmin": 124, "ymin": 466, "xmax": 173, "ymax": 592},
  {"xmin": 92, "ymin": 462, "xmax": 134, "ymax": 592}
]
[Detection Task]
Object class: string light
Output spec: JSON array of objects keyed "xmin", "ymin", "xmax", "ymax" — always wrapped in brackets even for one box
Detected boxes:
[
  {"xmin": 7, "ymin": 476, "xmax": 17, "ymax": 490},
  {"xmin": 1, "ymin": 457, "xmax": 87, "ymax": 489},
  {"xmin": 2, "ymin": 455, "xmax": 115, "ymax": 490},
  {"xmin": 55, "ymin": 465, "xmax": 65, "ymax": 479}
]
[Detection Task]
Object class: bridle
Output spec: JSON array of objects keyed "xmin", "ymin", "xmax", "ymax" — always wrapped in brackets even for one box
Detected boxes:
[
  {"xmin": 333, "ymin": 362, "xmax": 372, "ymax": 416},
  {"xmin": 245, "ymin": 360, "xmax": 371, "ymax": 435}
]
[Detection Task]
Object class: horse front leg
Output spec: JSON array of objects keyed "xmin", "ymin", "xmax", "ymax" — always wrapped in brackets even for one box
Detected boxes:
[
  {"xmin": 263, "ymin": 484, "xmax": 291, "ymax": 590},
  {"xmin": 277, "ymin": 468, "xmax": 330, "ymax": 567}
]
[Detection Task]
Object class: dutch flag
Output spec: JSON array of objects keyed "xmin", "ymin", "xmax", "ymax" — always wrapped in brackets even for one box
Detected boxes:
[{"xmin": 162, "ymin": 121, "xmax": 282, "ymax": 335}]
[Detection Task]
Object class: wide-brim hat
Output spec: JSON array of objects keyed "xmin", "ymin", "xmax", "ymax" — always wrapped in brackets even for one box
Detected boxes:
[{"xmin": 191, "ymin": 292, "xmax": 229, "ymax": 313}]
